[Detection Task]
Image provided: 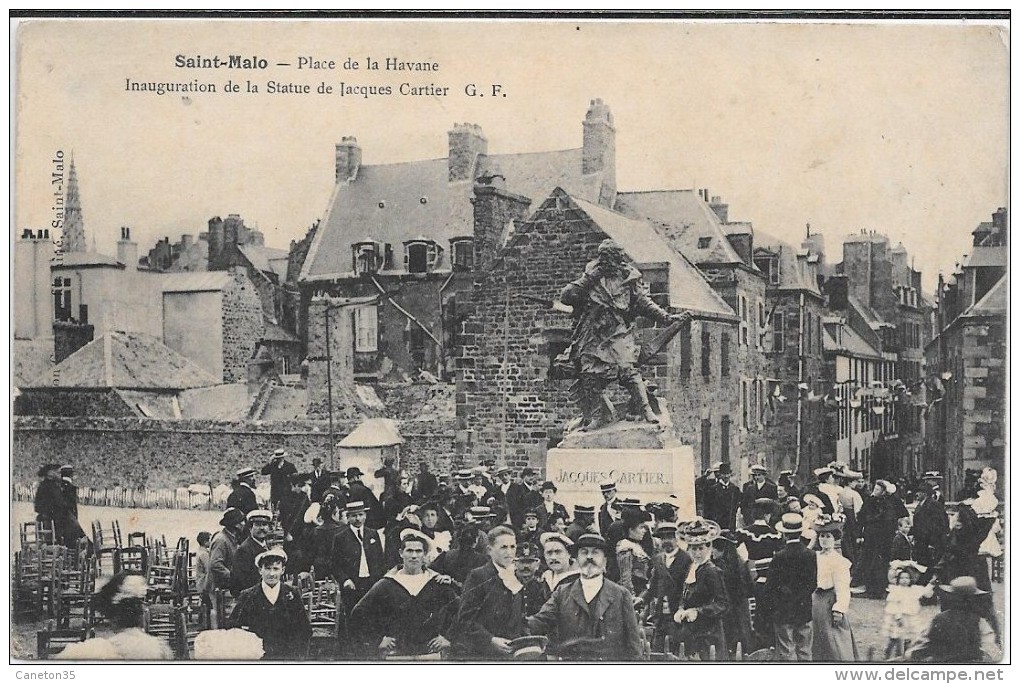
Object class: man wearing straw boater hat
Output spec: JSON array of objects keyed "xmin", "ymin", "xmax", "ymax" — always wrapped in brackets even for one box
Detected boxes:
[
  {"xmin": 526, "ymin": 532, "xmax": 644, "ymax": 661},
  {"xmin": 760, "ymin": 513, "xmax": 818, "ymax": 661},
  {"xmin": 228, "ymin": 546, "xmax": 311, "ymax": 660},
  {"xmin": 332, "ymin": 500, "xmax": 387, "ymax": 614}
]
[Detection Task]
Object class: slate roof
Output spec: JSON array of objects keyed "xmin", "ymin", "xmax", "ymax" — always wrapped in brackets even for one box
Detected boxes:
[
  {"xmin": 962, "ymin": 275, "xmax": 1006, "ymax": 318},
  {"xmin": 263, "ymin": 322, "xmax": 300, "ymax": 343},
  {"xmin": 963, "ymin": 246, "xmax": 1008, "ymax": 269},
  {"xmin": 300, "ymin": 148, "xmax": 605, "ymax": 281},
  {"xmin": 823, "ymin": 320, "xmax": 883, "ymax": 360},
  {"xmin": 239, "ymin": 244, "xmax": 289, "ymax": 275},
  {"xmin": 541, "ymin": 191, "xmax": 736, "ymax": 321},
  {"xmin": 614, "ymin": 190, "xmax": 743, "ymax": 265},
  {"xmin": 847, "ymin": 294, "xmax": 892, "ymax": 330},
  {"xmin": 160, "ymin": 271, "xmax": 232, "ymax": 293},
  {"xmin": 754, "ymin": 230, "xmax": 822, "ymax": 294},
  {"xmin": 26, "ymin": 331, "xmax": 220, "ymax": 390},
  {"xmin": 338, "ymin": 417, "xmax": 403, "ymax": 448}
]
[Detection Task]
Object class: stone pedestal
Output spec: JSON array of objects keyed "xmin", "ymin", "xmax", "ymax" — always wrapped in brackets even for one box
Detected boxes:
[{"xmin": 546, "ymin": 433, "xmax": 697, "ymax": 520}]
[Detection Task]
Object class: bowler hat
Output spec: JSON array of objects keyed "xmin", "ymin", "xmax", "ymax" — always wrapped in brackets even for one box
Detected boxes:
[
  {"xmin": 775, "ymin": 513, "xmax": 805, "ymax": 535},
  {"xmin": 716, "ymin": 463, "xmax": 732, "ymax": 476},
  {"xmin": 540, "ymin": 480, "xmax": 557, "ymax": 493},
  {"xmin": 346, "ymin": 467, "xmax": 364, "ymax": 478},
  {"xmin": 574, "ymin": 533, "xmax": 610, "ymax": 551},
  {"xmin": 521, "ymin": 467, "xmax": 536, "ymax": 477},
  {"xmin": 219, "ymin": 507, "xmax": 245, "ymax": 527},
  {"xmin": 311, "ymin": 457, "xmax": 324, "ymax": 466},
  {"xmin": 254, "ymin": 546, "xmax": 288, "ymax": 567}
]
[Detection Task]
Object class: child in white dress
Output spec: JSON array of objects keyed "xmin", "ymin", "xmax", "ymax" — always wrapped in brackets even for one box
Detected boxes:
[{"xmin": 882, "ymin": 561, "xmax": 935, "ymax": 658}]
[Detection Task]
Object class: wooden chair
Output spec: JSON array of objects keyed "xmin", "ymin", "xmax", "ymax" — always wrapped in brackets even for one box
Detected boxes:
[
  {"xmin": 212, "ymin": 589, "xmax": 237, "ymax": 630},
  {"xmin": 112, "ymin": 546, "xmax": 149, "ymax": 577},
  {"xmin": 142, "ymin": 603, "xmax": 177, "ymax": 653},
  {"xmin": 55, "ymin": 558, "xmax": 96, "ymax": 629},
  {"xmin": 173, "ymin": 603, "xmax": 211, "ymax": 659},
  {"xmin": 37, "ymin": 623, "xmax": 90, "ymax": 660},
  {"xmin": 92, "ymin": 521, "xmax": 120, "ymax": 575},
  {"xmin": 303, "ymin": 579, "xmax": 342, "ymax": 659},
  {"xmin": 126, "ymin": 531, "xmax": 147, "ymax": 549}
]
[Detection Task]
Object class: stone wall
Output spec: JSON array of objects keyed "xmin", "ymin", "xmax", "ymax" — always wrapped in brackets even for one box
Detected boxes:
[
  {"xmin": 221, "ymin": 269, "xmax": 266, "ymax": 383},
  {"xmin": 15, "ymin": 389, "xmax": 136, "ymax": 418},
  {"xmin": 12, "ymin": 415, "xmax": 455, "ymax": 490}
]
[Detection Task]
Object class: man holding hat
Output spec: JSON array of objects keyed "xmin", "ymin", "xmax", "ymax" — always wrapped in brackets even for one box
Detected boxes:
[
  {"xmin": 229, "ymin": 547, "xmax": 311, "ymax": 660},
  {"xmin": 739, "ymin": 463, "xmax": 778, "ymax": 527},
  {"xmin": 567, "ymin": 505, "xmax": 598, "ymax": 542},
  {"xmin": 231, "ymin": 509, "xmax": 274, "ymax": 597},
  {"xmin": 349, "ymin": 529, "xmax": 458, "ymax": 658},
  {"xmin": 638, "ymin": 522, "xmax": 693, "ymax": 653},
  {"xmin": 261, "ymin": 449, "xmax": 298, "ymax": 510},
  {"xmin": 227, "ymin": 468, "xmax": 259, "ymax": 515},
  {"xmin": 538, "ymin": 480, "xmax": 569, "ymax": 531},
  {"xmin": 760, "ymin": 513, "xmax": 818, "ymax": 661},
  {"xmin": 526, "ymin": 533, "xmax": 644, "ymax": 661},
  {"xmin": 209, "ymin": 507, "xmax": 246, "ymax": 604},
  {"xmin": 332, "ymin": 500, "xmax": 387, "ymax": 613},
  {"xmin": 455, "ymin": 525, "xmax": 527, "ymax": 658},
  {"xmin": 308, "ymin": 457, "xmax": 331, "ymax": 503},
  {"xmin": 704, "ymin": 463, "xmax": 741, "ymax": 530}
]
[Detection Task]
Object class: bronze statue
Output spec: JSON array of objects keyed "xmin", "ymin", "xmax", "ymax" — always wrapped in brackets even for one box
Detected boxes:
[{"xmin": 557, "ymin": 239, "xmax": 688, "ymax": 432}]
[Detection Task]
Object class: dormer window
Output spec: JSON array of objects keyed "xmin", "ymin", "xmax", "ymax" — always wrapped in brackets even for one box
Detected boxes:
[
  {"xmin": 450, "ymin": 237, "xmax": 474, "ymax": 271},
  {"xmin": 404, "ymin": 238, "xmax": 442, "ymax": 274},
  {"xmin": 353, "ymin": 239, "xmax": 383, "ymax": 275},
  {"xmin": 698, "ymin": 237, "xmax": 712, "ymax": 249},
  {"xmin": 753, "ymin": 252, "xmax": 780, "ymax": 285}
]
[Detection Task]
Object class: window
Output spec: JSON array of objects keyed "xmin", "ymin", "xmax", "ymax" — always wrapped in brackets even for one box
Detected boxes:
[
  {"xmin": 758, "ymin": 301, "xmax": 767, "ymax": 349},
  {"xmin": 404, "ymin": 239, "xmax": 442, "ymax": 274},
  {"xmin": 53, "ymin": 277, "xmax": 72, "ymax": 321},
  {"xmin": 754, "ymin": 254, "xmax": 780, "ymax": 285},
  {"xmin": 700, "ymin": 419, "xmax": 712, "ymax": 470},
  {"xmin": 680, "ymin": 319, "xmax": 692, "ymax": 380},
  {"xmin": 698, "ymin": 237, "xmax": 712, "ymax": 249},
  {"xmin": 739, "ymin": 295, "xmax": 748, "ymax": 346},
  {"xmin": 720, "ymin": 415, "xmax": 731, "ymax": 462},
  {"xmin": 407, "ymin": 324, "xmax": 427, "ymax": 371},
  {"xmin": 740, "ymin": 380, "xmax": 748, "ymax": 429},
  {"xmin": 805, "ymin": 310, "xmax": 811, "ymax": 351},
  {"xmin": 721, "ymin": 333, "xmax": 730, "ymax": 377},
  {"xmin": 701, "ymin": 324, "xmax": 711, "ymax": 377},
  {"xmin": 354, "ymin": 305, "xmax": 378, "ymax": 352},
  {"xmin": 353, "ymin": 242, "xmax": 381, "ymax": 275},
  {"xmin": 772, "ymin": 312, "xmax": 785, "ymax": 352},
  {"xmin": 450, "ymin": 238, "xmax": 474, "ymax": 270}
]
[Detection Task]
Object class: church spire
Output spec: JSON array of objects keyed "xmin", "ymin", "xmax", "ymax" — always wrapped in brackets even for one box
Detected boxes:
[{"xmin": 62, "ymin": 154, "xmax": 86, "ymax": 253}]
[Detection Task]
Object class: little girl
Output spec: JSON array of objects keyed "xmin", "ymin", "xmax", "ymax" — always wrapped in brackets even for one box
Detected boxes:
[{"xmin": 882, "ymin": 560, "xmax": 935, "ymax": 658}]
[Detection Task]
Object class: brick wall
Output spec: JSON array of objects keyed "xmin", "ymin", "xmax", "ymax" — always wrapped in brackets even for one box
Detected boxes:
[
  {"xmin": 457, "ymin": 193, "xmax": 741, "ymax": 475},
  {"xmin": 221, "ymin": 269, "xmax": 266, "ymax": 383},
  {"xmin": 12, "ymin": 415, "xmax": 455, "ymax": 490}
]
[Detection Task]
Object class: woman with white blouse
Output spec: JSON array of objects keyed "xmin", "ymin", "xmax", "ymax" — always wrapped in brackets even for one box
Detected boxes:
[{"xmin": 811, "ymin": 516, "xmax": 859, "ymax": 661}]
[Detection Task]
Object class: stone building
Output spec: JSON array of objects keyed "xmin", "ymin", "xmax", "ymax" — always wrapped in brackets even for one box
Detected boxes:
[
  {"xmin": 457, "ymin": 183, "xmax": 738, "ymax": 472},
  {"xmin": 615, "ymin": 189, "xmax": 770, "ymax": 477},
  {"xmin": 924, "ymin": 208, "xmax": 1007, "ymax": 496},
  {"xmin": 752, "ymin": 229, "xmax": 827, "ymax": 480},
  {"xmin": 297, "ymin": 100, "xmax": 619, "ymax": 383}
]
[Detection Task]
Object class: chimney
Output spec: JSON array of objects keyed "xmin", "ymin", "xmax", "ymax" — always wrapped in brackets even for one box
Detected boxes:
[
  {"xmin": 471, "ymin": 173, "xmax": 532, "ymax": 268},
  {"xmin": 208, "ymin": 216, "xmax": 224, "ymax": 267},
  {"xmin": 448, "ymin": 123, "xmax": 487, "ymax": 182},
  {"xmin": 992, "ymin": 207, "xmax": 1008, "ymax": 245},
  {"xmin": 582, "ymin": 98, "xmax": 616, "ymax": 206},
  {"xmin": 117, "ymin": 226, "xmax": 137, "ymax": 272},
  {"xmin": 334, "ymin": 136, "xmax": 362, "ymax": 184},
  {"xmin": 180, "ymin": 234, "xmax": 193, "ymax": 251},
  {"xmin": 709, "ymin": 195, "xmax": 729, "ymax": 223},
  {"xmin": 725, "ymin": 225, "xmax": 754, "ymax": 267},
  {"xmin": 824, "ymin": 274, "xmax": 849, "ymax": 310}
]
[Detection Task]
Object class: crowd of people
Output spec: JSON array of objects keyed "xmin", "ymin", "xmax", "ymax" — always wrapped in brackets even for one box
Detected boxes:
[{"xmin": 38, "ymin": 450, "xmax": 1004, "ymax": 662}]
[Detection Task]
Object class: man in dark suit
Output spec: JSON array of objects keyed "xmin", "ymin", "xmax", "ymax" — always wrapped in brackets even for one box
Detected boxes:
[
  {"xmin": 507, "ymin": 468, "xmax": 542, "ymax": 531},
  {"xmin": 527, "ymin": 532, "xmax": 644, "ymax": 661},
  {"xmin": 412, "ymin": 461, "xmax": 439, "ymax": 503},
  {"xmin": 278, "ymin": 474, "xmax": 311, "ymax": 573},
  {"xmin": 739, "ymin": 464, "xmax": 779, "ymax": 527},
  {"xmin": 226, "ymin": 468, "xmax": 259, "ymax": 515},
  {"xmin": 332, "ymin": 500, "xmax": 387, "ymax": 614},
  {"xmin": 703, "ymin": 464, "xmax": 740, "ymax": 530},
  {"xmin": 597, "ymin": 480, "xmax": 621, "ymax": 535},
  {"xmin": 230, "ymin": 509, "xmax": 273, "ymax": 597},
  {"xmin": 454, "ymin": 525, "xmax": 526, "ymax": 659},
  {"xmin": 308, "ymin": 457, "xmax": 331, "ymax": 503},
  {"xmin": 566, "ymin": 505, "xmax": 598, "ymax": 542},
  {"xmin": 760, "ymin": 513, "xmax": 817, "ymax": 661},
  {"xmin": 261, "ymin": 449, "xmax": 298, "ymax": 510},
  {"xmin": 229, "ymin": 547, "xmax": 311, "ymax": 660},
  {"xmin": 347, "ymin": 467, "xmax": 385, "ymax": 529},
  {"xmin": 537, "ymin": 481, "xmax": 570, "ymax": 530},
  {"xmin": 912, "ymin": 483, "xmax": 948, "ymax": 579},
  {"xmin": 638, "ymin": 522, "xmax": 692, "ymax": 652}
]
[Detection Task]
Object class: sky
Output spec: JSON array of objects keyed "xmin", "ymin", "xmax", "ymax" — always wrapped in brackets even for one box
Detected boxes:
[{"xmin": 13, "ymin": 19, "xmax": 1009, "ymax": 292}]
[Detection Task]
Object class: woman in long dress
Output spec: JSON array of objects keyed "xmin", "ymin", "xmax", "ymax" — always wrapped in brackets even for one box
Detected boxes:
[{"xmin": 811, "ymin": 516, "xmax": 858, "ymax": 661}]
